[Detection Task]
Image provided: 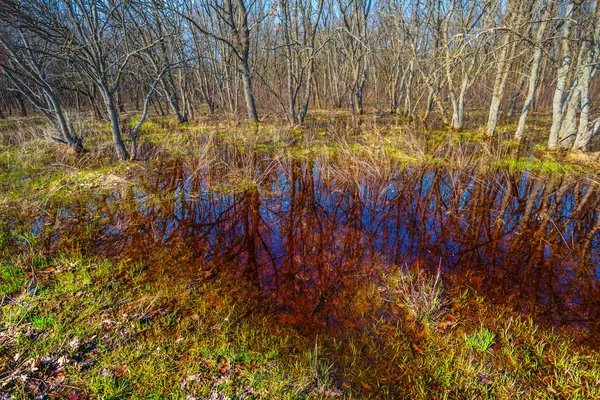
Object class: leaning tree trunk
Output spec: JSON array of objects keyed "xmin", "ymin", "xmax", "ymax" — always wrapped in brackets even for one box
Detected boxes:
[
  {"xmin": 507, "ymin": 65, "xmax": 528, "ymax": 118},
  {"xmin": 162, "ymin": 72, "xmax": 188, "ymax": 124},
  {"xmin": 49, "ymin": 94, "xmax": 83, "ymax": 152},
  {"xmin": 487, "ymin": 3, "xmax": 525, "ymax": 137},
  {"xmin": 101, "ymin": 88, "xmax": 129, "ymax": 160},
  {"xmin": 514, "ymin": 49, "xmax": 543, "ymax": 141},
  {"xmin": 16, "ymin": 93, "xmax": 27, "ymax": 117},
  {"xmin": 486, "ymin": 36, "xmax": 514, "ymax": 136}
]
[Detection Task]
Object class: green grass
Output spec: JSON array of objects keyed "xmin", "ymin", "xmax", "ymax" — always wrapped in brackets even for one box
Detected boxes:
[
  {"xmin": 0, "ymin": 264, "xmax": 28, "ymax": 295},
  {"xmin": 465, "ymin": 328, "xmax": 496, "ymax": 352},
  {"xmin": 29, "ymin": 314, "xmax": 55, "ymax": 330},
  {"xmin": 493, "ymin": 156, "xmax": 576, "ymax": 173}
]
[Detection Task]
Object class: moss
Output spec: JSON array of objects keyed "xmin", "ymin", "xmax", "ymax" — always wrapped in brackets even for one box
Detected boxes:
[{"xmin": 502, "ymin": 139, "xmax": 521, "ymax": 150}]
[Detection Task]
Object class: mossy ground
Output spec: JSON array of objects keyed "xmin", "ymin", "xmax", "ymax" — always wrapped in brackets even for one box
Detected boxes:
[{"xmin": 1, "ymin": 113, "xmax": 600, "ymax": 398}]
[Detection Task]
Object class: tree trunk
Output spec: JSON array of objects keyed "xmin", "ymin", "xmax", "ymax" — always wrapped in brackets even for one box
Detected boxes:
[
  {"xmin": 486, "ymin": 38, "xmax": 514, "ymax": 136},
  {"xmin": 572, "ymin": 0, "xmax": 599, "ymax": 151},
  {"xmin": 515, "ymin": 1, "xmax": 553, "ymax": 141},
  {"xmin": 573, "ymin": 59, "xmax": 594, "ymax": 150},
  {"xmin": 549, "ymin": 1, "xmax": 575, "ymax": 150},
  {"xmin": 298, "ymin": 58, "xmax": 316, "ymax": 126},
  {"xmin": 486, "ymin": 4, "xmax": 523, "ymax": 136},
  {"xmin": 16, "ymin": 93, "xmax": 27, "ymax": 117},
  {"xmin": 165, "ymin": 88, "xmax": 188, "ymax": 123},
  {"xmin": 102, "ymin": 88, "xmax": 129, "ymax": 160},
  {"xmin": 507, "ymin": 64, "xmax": 528, "ymax": 118},
  {"xmin": 282, "ymin": 0, "xmax": 297, "ymax": 126},
  {"xmin": 558, "ymin": 87, "xmax": 580, "ymax": 149},
  {"xmin": 241, "ymin": 59, "xmax": 259, "ymax": 123},
  {"xmin": 451, "ymin": 82, "xmax": 468, "ymax": 131}
]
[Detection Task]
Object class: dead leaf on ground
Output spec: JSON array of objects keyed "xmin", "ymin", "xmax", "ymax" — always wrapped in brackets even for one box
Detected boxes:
[
  {"xmin": 219, "ymin": 361, "xmax": 231, "ymax": 374},
  {"xmin": 445, "ymin": 314, "xmax": 458, "ymax": 323},
  {"xmin": 114, "ymin": 364, "xmax": 128, "ymax": 378},
  {"xmin": 412, "ymin": 343, "xmax": 425, "ymax": 355}
]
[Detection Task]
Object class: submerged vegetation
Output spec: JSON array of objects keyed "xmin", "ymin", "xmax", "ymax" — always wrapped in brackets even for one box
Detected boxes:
[{"xmin": 1, "ymin": 115, "xmax": 599, "ymax": 398}]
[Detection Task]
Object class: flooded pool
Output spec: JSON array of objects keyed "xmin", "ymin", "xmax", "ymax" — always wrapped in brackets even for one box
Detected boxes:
[{"xmin": 32, "ymin": 156, "xmax": 600, "ymax": 340}]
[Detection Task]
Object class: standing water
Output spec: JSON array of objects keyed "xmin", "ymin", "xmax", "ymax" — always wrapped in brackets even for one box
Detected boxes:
[{"xmin": 32, "ymin": 158, "xmax": 600, "ymax": 342}]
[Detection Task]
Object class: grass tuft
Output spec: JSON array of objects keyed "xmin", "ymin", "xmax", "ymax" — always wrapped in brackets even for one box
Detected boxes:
[{"xmin": 465, "ymin": 328, "xmax": 496, "ymax": 352}]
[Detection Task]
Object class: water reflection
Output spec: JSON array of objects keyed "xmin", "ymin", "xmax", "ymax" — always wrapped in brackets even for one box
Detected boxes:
[{"xmin": 41, "ymin": 158, "xmax": 600, "ymax": 339}]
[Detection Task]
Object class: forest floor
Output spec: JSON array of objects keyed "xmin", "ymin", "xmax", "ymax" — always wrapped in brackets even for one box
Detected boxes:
[{"xmin": 1, "ymin": 113, "xmax": 600, "ymax": 399}]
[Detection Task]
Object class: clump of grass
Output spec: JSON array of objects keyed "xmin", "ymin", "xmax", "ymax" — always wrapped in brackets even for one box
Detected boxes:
[
  {"xmin": 383, "ymin": 266, "xmax": 446, "ymax": 325},
  {"xmin": 465, "ymin": 328, "xmax": 496, "ymax": 351},
  {"xmin": 493, "ymin": 156, "xmax": 577, "ymax": 173},
  {"xmin": 0, "ymin": 264, "xmax": 28, "ymax": 295}
]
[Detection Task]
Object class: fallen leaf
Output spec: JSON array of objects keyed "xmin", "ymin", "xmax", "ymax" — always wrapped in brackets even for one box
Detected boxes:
[
  {"xmin": 412, "ymin": 343, "xmax": 425, "ymax": 355},
  {"xmin": 69, "ymin": 337, "xmax": 81, "ymax": 351},
  {"xmin": 445, "ymin": 314, "xmax": 458, "ymax": 323},
  {"xmin": 466, "ymin": 315, "xmax": 479, "ymax": 323},
  {"xmin": 114, "ymin": 364, "xmax": 128, "ymax": 378},
  {"xmin": 360, "ymin": 381, "xmax": 372, "ymax": 392},
  {"xmin": 219, "ymin": 361, "xmax": 231, "ymax": 374}
]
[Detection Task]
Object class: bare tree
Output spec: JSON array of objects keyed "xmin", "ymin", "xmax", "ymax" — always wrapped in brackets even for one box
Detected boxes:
[
  {"xmin": 2, "ymin": 0, "xmax": 171, "ymax": 159},
  {"xmin": 0, "ymin": 26, "xmax": 83, "ymax": 151},
  {"xmin": 183, "ymin": 0, "xmax": 264, "ymax": 122},
  {"xmin": 486, "ymin": 0, "xmax": 527, "ymax": 137},
  {"xmin": 514, "ymin": 0, "xmax": 556, "ymax": 141},
  {"xmin": 334, "ymin": 0, "xmax": 372, "ymax": 128},
  {"xmin": 441, "ymin": 0, "xmax": 492, "ymax": 131},
  {"xmin": 548, "ymin": 0, "xmax": 576, "ymax": 149},
  {"xmin": 278, "ymin": 0, "xmax": 325, "ymax": 125}
]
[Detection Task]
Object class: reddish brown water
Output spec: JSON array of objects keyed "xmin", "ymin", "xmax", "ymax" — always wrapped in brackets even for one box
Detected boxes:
[{"xmin": 32, "ymin": 159, "xmax": 600, "ymax": 339}]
